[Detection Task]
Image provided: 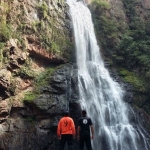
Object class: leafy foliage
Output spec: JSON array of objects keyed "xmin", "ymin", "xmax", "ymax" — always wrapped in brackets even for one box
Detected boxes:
[
  {"xmin": 91, "ymin": 2, "xmax": 126, "ymax": 58},
  {"xmin": 23, "ymin": 92, "xmax": 38, "ymax": 102},
  {"xmin": 91, "ymin": 0, "xmax": 110, "ymax": 10},
  {"xmin": 0, "ymin": 23, "xmax": 11, "ymax": 42},
  {"xmin": 34, "ymin": 66, "xmax": 56, "ymax": 90},
  {"xmin": 119, "ymin": 68, "xmax": 146, "ymax": 93},
  {"xmin": 116, "ymin": 20, "xmax": 150, "ymax": 75},
  {"xmin": 92, "ymin": 0, "xmax": 150, "ymax": 93},
  {"xmin": 37, "ymin": 2, "xmax": 49, "ymax": 19},
  {"xmin": 16, "ymin": 66, "xmax": 37, "ymax": 79},
  {"xmin": 0, "ymin": 3, "xmax": 11, "ymax": 42}
]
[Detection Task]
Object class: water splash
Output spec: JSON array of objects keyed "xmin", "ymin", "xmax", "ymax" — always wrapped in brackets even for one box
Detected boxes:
[{"xmin": 67, "ymin": 0, "xmax": 150, "ymax": 150}]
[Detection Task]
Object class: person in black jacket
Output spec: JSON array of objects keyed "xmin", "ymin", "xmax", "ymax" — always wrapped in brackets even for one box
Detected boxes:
[{"xmin": 77, "ymin": 110, "xmax": 94, "ymax": 150}]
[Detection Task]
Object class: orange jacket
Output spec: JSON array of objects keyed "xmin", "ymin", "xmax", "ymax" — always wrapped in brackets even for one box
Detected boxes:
[{"xmin": 57, "ymin": 117, "xmax": 76, "ymax": 137}]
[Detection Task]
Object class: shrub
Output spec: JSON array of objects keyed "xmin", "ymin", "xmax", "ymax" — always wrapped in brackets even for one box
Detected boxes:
[
  {"xmin": 16, "ymin": 66, "xmax": 36, "ymax": 79},
  {"xmin": 91, "ymin": 0, "xmax": 110, "ymax": 10},
  {"xmin": 37, "ymin": 2, "xmax": 49, "ymax": 19},
  {"xmin": 119, "ymin": 68, "xmax": 146, "ymax": 93},
  {"xmin": 0, "ymin": 23, "xmax": 11, "ymax": 42},
  {"xmin": 34, "ymin": 66, "xmax": 56, "ymax": 90},
  {"xmin": 23, "ymin": 92, "xmax": 38, "ymax": 102}
]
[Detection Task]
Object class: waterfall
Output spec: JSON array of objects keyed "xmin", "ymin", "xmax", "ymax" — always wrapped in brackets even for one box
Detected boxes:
[{"xmin": 67, "ymin": 0, "xmax": 150, "ymax": 150}]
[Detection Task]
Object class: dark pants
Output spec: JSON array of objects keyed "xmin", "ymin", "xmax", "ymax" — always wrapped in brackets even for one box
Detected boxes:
[
  {"xmin": 59, "ymin": 134, "xmax": 73, "ymax": 150},
  {"xmin": 79, "ymin": 132, "xmax": 92, "ymax": 150}
]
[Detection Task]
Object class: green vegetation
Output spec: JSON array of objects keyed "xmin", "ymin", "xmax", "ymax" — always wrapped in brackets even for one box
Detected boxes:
[
  {"xmin": 91, "ymin": 0, "xmax": 126, "ymax": 57},
  {"xmin": 19, "ymin": 1, "xmax": 72, "ymax": 60},
  {"xmin": 0, "ymin": 2, "xmax": 11, "ymax": 67},
  {"xmin": 122, "ymin": 0, "xmax": 137, "ymax": 18},
  {"xmin": 16, "ymin": 66, "xmax": 37, "ymax": 79},
  {"xmin": 37, "ymin": 2, "xmax": 49, "ymax": 19},
  {"xmin": 119, "ymin": 68, "xmax": 146, "ymax": 93},
  {"xmin": 23, "ymin": 91, "xmax": 38, "ymax": 102},
  {"xmin": 91, "ymin": 0, "xmax": 150, "ymax": 93},
  {"xmin": 94, "ymin": 15, "xmax": 121, "ymax": 51},
  {"xmin": 35, "ymin": 64, "xmax": 66, "ymax": 90},
  {"xmin": 91, "ymin": 0, "xmax": 110, "ymax": 10},
  {"xmin": 22, "ymin": 65, "xmax": 61, "ymax": 102},
  {"xmin": 115, "ymin": 1, "xmax": 150, "ymax": 90},
  {"xmin": 0, "ymin": 3, "xmax": 12, "ymax": 42},
  {"xmin": 35, "ymin": 66, "xmax": 56, "ymax": 89},
  {"xmin": 116, "ymin": 32, "xmax": 150, "ymax": 71},
  {"xmin": 0, "ymin": 23, "xmax": 11, "ymax": 42},
  {"xmin": 10, "ymin": 1, "xmax": 72, "ymax": 61}
]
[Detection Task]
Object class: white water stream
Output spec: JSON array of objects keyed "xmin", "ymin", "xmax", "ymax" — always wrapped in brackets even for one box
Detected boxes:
[{"xmin": 67, "ymin": 0, "xmax": 150, "ymax": 150}]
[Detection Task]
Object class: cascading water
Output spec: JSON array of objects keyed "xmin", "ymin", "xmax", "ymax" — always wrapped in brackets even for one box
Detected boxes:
[{"xmin": 67, "ymin": 0, "xmax": 150, "ymax": 150}]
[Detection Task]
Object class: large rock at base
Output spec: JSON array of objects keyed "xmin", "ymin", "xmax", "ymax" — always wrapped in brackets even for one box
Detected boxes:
[{"xmin": 0, "ymin": 64, "xmax": 81, "ymax": 150}]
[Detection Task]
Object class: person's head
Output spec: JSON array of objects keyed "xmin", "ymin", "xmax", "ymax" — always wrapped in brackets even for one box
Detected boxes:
[
  {"xmin": 63, "ymin": 111, "xmax": 69, "ymax": 117},
  {"xmin": 81, "ymin": 109, "xmax": 87, "ymax": 116}
]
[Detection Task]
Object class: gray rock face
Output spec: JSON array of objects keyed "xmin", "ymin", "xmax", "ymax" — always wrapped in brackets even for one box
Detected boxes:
[
  {"xmin": 34, "ymin": 65, "xmax": 72, "ymax": 116},
  {"xmin": 0, "ymin": 64, "xmax": 81, "ymax": 150},
  {"xmin": 0, "ymin": 0, "xmax": 74, "ymax": 149}
]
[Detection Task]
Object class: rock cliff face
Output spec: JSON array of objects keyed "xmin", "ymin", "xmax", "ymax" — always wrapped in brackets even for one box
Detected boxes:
[
  {"xmin": 0, "ymin": 0, "xmax": 77, "ymax": 149},
  {"xmin": 0, "ymin": 0, "xmax": 150, "ymax": 149},
  {"xmin": 0, "ymin": 64, "xmax": 81, "ymax": 150}
]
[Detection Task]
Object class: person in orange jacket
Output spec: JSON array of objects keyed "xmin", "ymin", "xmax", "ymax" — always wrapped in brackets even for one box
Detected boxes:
[{"xmin": 57, "ymin": 111, "xmax": 76, "ymax": 150}]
